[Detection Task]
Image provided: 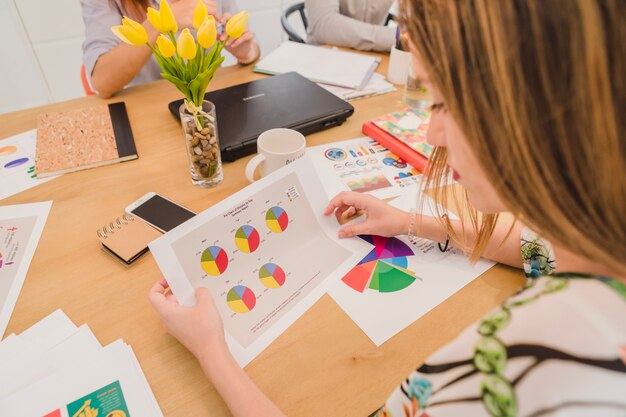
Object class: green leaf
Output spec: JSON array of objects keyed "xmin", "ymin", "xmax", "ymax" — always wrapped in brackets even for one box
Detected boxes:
[{"xmin": 161, "ymin": 73, "xmax": 192, "ymax": 102}]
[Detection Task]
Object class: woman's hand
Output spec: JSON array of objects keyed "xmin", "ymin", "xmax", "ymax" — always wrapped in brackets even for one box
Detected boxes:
[
  {"xmin": 324, "ymin": 191, "xmax": 411, "ymax": 238},
  {"xmin": 148, "ymin": 278, "xmax": 228, "ymax": 362},
  {"xmin": 219, "ymin": 13, "xmax": 259, "ymax": 64},
  {"xmin": 170, "ymin": 0, "xmax": 218, "ymax": 29}
]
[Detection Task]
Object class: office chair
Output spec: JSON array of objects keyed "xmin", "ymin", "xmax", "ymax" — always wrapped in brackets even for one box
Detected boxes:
[{"xmin": 281, "ymin": 2, "xmax": 308, "ymax": 43}]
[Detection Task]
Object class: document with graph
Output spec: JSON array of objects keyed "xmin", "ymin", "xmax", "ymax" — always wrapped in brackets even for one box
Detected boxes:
[
  {"xmin": 328, "ymin": 191, "xmax": 496, "ymax": 346},
  {"xmin": 150, "ymin": 156, "xmax": 370, "ymax": 366}
]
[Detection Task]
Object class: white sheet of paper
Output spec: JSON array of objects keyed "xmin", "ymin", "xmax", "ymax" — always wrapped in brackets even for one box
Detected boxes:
[
  {"xmin": 254, "ymin": 41, "xmax": 380, "ymax": 89},
  {"xmin": 0, "ymin": 340, "xmax": 163, "ymax": 417},
  {"xmin": 328, "ymin": 192, "xmax": 496, "ymax": 345},
  {"xmin": 0, "ymin": 324, "xmax": 102, "ymax": 399},
  {"xmin": 309, "ymin": 137, "xmax": 423, "ymax": 200},
  {"xmin": 16, "ymin": 308, "xmax": 76, "ymax": 345},
  {"xmin": 0, "ymin": 130, "xmax": 59, "ymax": 200},
  {"xmin": 150, "ymin": 156, "xmax": 371, "ymax": 366},
  {"xmin": 319, "ymin": 73, "xmax": 396, "ymax": 101},
  {"xmin": 0, "ymin": 201, "xmax": 53, "ymax": 339},
  {"xmin": 0, "ymin": 333, "xmax": 20, "ymax": 359}
]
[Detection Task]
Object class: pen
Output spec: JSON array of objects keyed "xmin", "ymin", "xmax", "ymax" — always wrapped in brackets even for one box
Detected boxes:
[{"xmin": 395, "ymin": 27, "xmax": 402, "ymax": 50}]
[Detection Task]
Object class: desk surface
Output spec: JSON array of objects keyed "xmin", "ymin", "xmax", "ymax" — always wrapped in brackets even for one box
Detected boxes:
[{"xmin": 0, "ymin": 57, "xmax": 524, "ymax": 416}]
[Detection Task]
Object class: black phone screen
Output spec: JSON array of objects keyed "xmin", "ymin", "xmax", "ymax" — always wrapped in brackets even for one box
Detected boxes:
[{"xmin": 131, "ymin": 195, "xmax": 195, "ymax": 232}]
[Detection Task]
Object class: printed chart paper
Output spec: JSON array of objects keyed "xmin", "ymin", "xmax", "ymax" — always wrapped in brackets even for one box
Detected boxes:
[
  {"xmin": 309, "ymin": 137, "xmax": 423, "ymax": 200},
  {"xmin": 150, "ymin": 156, "xmax": 370, "ymax": 366},
  {"xmin": 0, "ymin": 201, "xmax": 52, "ymax": 338},
  {"xmin": 328, "ymin": 193, "xmax": 495, "ymax": 345},
  {"xmin": 0, "ymin": 130, "xmax": 59, "ymax": 200},
  {"xmin": 0, "ymin": 310, "xmax": 163, "ymax": 417}
]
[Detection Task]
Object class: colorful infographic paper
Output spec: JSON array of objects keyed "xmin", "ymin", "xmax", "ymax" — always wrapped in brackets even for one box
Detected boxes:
[
  {"xmin": 0, "ymin": 311, "xmax": 163, "ymax": 417},
  {"xmin": 150, "ymin": 157, "xmax": 370, "ymax": 366},
  {"xmin": 0, "ymin": 201, "xmax": 52, "ymax": 338},
  {"xmin": 0, "ymin": 130, "xmax": 59, "ymax": 201},
  {"xmin": 309, "ymin": 137, "xmax": 423, "ymax": 200},
  {"xmin": 328, "ymin": 193, "xmax": 496, "ymax": 345},
  {"xmin": 67, "ymin": 380, "xmax": 130, "ymax": 417}
]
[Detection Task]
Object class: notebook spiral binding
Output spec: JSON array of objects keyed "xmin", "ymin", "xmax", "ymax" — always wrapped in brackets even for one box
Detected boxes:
[{"xmin": 97, "ymin": 214, "xmax": 136, "ymax": 239}]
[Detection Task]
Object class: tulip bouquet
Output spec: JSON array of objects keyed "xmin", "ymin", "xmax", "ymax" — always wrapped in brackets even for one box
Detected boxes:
[
  {"xmin": 111, "ymin": 1, "xmax": 249, "ymax": 186},
  {"xmin": 112, "ymin": 0, "xmax": 248, "ymax": 117}
]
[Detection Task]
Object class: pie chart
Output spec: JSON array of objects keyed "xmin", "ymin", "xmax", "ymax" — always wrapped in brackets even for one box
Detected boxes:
[
  {"xmin": 259, "ymin": 262, "xmax": 286, "ymax": 288},
  {"xmin": 265, "ymin": 206, "xmax": 289, "ymax": 233},
  {"xmin": 200, "ymin": 246, "xmax": 228, "ymax": 276},
  {"xmin": 342, "ymin": 235, "xmax": 419, "ymax": 293},
  {"xmin": 226, "ymin": 285, "xmax": 256, "ymax": 313},
  {"xmin": 235, "ymin": 225, "xmax": 260, "ymax": 253}
]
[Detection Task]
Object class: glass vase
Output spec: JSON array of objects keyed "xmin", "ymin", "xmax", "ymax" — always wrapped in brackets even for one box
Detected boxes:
[{"xmin": 179, "ymin": 100, "xmax": 223, "ymax": 187}]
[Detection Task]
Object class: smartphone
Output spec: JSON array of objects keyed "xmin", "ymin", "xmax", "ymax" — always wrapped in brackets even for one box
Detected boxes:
[{"xmin": 125, "ymin": 192, "xmax": 196, "ymax": 233}]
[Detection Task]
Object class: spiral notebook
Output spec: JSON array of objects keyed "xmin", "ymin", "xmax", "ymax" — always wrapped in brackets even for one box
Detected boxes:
[{"xmin": 96, "ymin": 214, "xmax": 162, "ymax": 266}]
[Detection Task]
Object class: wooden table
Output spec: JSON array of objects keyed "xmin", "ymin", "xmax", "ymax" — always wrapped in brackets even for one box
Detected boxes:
[{"xmin": 1, "ymin": 57, "xmax": 525, "ymax": 416}]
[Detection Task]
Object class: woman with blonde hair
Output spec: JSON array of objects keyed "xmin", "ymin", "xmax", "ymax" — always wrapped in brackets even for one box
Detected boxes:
[{"xmin": 149, "ymin": 0, "xmax": 626, "ymax": 415}]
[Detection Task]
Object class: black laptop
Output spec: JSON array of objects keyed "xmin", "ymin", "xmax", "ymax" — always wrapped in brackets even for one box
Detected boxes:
[{"xmin": 168, "ymin": 72, "xmax": 354, "ymax": 162}]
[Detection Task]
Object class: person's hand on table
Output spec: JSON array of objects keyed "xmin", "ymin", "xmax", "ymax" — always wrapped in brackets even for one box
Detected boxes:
[
  {"xmin": 170, "ymin": 0, "xmax": 218, "ymax": 29},
  {"xmin": 148, "ymin": 278, "xmax": 229, "ymax": 362},
  {"xmin": 324, "ymin": 191, "xmax": 411, "ymax": 238},
  {"xmin": 219, "ymin": 13, "xmax": 259, "ymax": 64}
]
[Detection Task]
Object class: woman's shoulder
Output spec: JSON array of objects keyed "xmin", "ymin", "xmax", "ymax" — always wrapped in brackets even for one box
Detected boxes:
[{"xmin": 376, "ymin": 274, "xmax": 626, "ymax": 416}]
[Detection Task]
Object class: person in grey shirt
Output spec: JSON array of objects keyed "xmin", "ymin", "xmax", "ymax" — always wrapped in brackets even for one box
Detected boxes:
[
  {"xmin": 305, "ymin": 0, "xmax": 396, "ymax": 52},
  {"xmin": 81, "ymin": 0, "xmax": 260, "ymax": 98}
]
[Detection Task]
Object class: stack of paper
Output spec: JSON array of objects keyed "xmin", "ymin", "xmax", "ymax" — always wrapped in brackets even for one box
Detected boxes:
[
  {"xmin": 318, "ymin": 73, "xmax": 396, "ymax": 101},
  {"xmin": 0, "ymin": 310, "xmax": 163, "ymax": 417},
  {"xmin": 254, "ymin": 41, "xmax": 380, "ymax": 90}
]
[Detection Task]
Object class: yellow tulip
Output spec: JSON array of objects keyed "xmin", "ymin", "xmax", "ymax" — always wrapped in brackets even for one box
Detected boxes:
[
  {"xmin": 156, "ymin": 34, "xmax": 176, "ymax": 57},
  {"xmin": 193, "ymin": 1, "xmax": 208, "ymax": 30},
  {"xmin": 177, "ymin": 28, "xmax": 197, "ymax": 59},
  {"xmin": 159, "ymin": 0, "xmax": 178, "ymax": 33},
  {"xmin": 146, "ymin": 7, "xmax": 167, "ymax": 33},
  {"xmin": 225, "ymin": 10, "xmax": 248, "ymax": 39},
  {"xmin": 197, "ymin": 15, "xmax": 217, "ymax": 48},
  {"xmin": 111, "ymin": 16, "xmax": 148, "ymax": 46}
]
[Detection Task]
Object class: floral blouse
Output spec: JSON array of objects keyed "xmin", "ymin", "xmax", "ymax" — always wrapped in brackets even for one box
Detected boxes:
[{"xmin": 373, "ymin": 230, "xmax": 626, "ymax": 417}]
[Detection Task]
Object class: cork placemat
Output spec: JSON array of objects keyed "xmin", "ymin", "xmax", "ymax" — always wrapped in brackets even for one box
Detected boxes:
[{"xmin": 35, "ymin": 104, "xmax": 119, "ymax": 176}]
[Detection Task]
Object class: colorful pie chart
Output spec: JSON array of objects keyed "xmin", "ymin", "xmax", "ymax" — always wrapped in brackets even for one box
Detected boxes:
[
  {"xmin": 235, "ymin": 225, "xmax": 260, "ymax": 253},
  {"xmin": 259, "ymin": 263, "xmax": 286, "ymax": 288},
  {"xmin": 200, "ymin": 246, "xmax": 228, "ymax": 276},
  {"xmin": 342, "ymin": 235, "xmax": 418, "ymax": 293},
  {"xmin": 265, "ymin": 206, "xmax": 289, "ymax": 233},
  {"xmin": 226, "ymin": 285, "xmax": 256, "ymax": 313}
]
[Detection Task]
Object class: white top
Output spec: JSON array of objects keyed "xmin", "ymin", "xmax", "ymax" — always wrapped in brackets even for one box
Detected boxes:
[{"xmin": 305, "ymin": 0, "xmax": 396, "ymax": 52}]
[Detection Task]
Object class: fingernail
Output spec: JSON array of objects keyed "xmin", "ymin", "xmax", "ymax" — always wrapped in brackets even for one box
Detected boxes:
[{"xmin": 338, "ymin": 231, "xmax": 346, "ymax": 238}]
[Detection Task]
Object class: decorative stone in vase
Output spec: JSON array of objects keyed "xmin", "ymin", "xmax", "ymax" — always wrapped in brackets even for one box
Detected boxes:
[{"xmin": 179, "ymin": 100, "xmax": 223, "ymax": 187}]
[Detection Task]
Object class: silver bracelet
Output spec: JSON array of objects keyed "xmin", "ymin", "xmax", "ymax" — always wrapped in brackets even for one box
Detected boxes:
[{"xmin": 407, "ymin": 208, "xmax": 418, "ymax": 242}]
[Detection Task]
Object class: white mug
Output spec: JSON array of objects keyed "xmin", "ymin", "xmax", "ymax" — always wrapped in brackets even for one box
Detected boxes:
[
  {"xmin": 387, "ymin": 45, "xmax": 412, "ymax": 85},
  {"xmin": 245, "ymin": 128, "xmax": 306, "ymax": 182}
]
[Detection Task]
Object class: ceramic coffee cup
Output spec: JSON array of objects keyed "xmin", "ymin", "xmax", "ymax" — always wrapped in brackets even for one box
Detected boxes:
[{"xmin": 245, "ymin": 128, "xmax": 306, "ymax": 182}]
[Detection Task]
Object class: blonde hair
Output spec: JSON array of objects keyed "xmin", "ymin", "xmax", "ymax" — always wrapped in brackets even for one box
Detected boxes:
[{"xmin": 402, "ymin": 0, "xmax": 626, "ymax": 273}]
